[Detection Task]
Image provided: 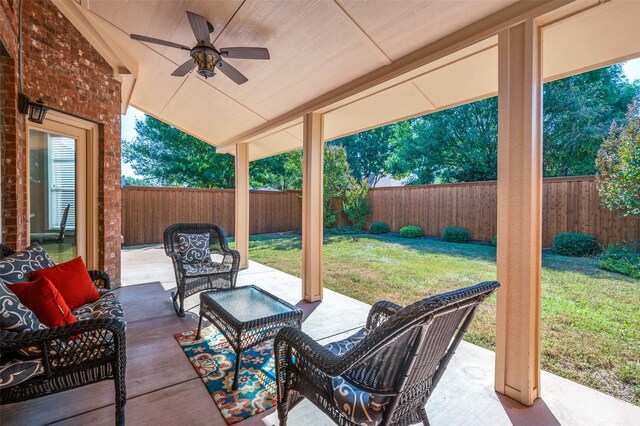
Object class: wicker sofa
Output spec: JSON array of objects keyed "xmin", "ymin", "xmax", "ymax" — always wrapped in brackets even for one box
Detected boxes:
[
  {"xmin": 0, "ymin": 243, "xmax": 127, "ymax": 426},
  {"xmin": 274, "ymin": 281, "xmax": 500, "ymax": 426}
]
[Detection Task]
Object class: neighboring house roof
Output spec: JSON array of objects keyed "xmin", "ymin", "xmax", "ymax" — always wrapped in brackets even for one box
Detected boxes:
[{"xmin": 372, "ymin": 176, "xmax": 406, "ymax": 188}]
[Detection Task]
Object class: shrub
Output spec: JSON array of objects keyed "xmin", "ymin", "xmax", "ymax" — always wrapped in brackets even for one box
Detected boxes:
[
  {"xmin": 369, "ymin": 222, "xmax": 389, "ymax": 235},
  {"xmin": 553, "ymin": 232, "xmax": 600, "ymax": 257},
  {"xmin": 597, "ymin": 244, "xmax": 640, "ymax": 279},
  {"xmin": 399, "ymin": 225, "xmax": 423, "ymax": 238},
  {"xmin": 595, "ymin": 100, "xmax": 640, "ymax": 217},
  {"xmin": 342, "ymin": 182, "xmax": 372, "ymax": 230},
  {"xmin": 491, "ymin": 236, "xmax": 497, "ymax": 246},
  {"xmin": 442, "ymin": 227, "xmax": 471, "ymax": 243},
  {"xmin": 324, "ymin": 226, "xmax": 362, "ymax": 236},
  {"xmin": 323, "ymin": 205, "xmax": 340, "ymax": 228}
]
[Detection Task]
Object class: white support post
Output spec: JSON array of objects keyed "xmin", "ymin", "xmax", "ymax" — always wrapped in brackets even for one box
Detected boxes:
[
  {"xmin": 235, "ymin": 143, "xmax": 250, "ymax": 270},
  {"xmin": 495, "ymin": 18, "xmax": 543, "ymax": 407},
  {"xmin": 302, "ymin": 112, "xmax": 324, "ymax": 302}
]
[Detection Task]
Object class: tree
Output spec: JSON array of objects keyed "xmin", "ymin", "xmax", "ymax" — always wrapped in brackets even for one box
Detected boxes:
[
  {"xmin": 250, "ymin": 150, "xmax": 302, "ymax": 190},
  {"xmin": 123, "ymin": 176, "xmax": 153, "ymax": 186},
  {"xmin": 122, "ymin": 116, "xmax": 235, "ymax": 188},
  {"xmin": 388, "ymin": 97, "xmax": 498, "ymax": 184},
  {"xmin": 323, "ymin": 146, "xmax": 353, "ymax": 227},
  {"xmin": 596, "ymin": 100, "xmax": 640, "ymax": 217},
  {"xmin": 544, "ymin": 65, "xmax": 638, "ymax": 176},
  {"xmin": 331, "ymin": 126, "xmax": 395, "ymax": 186}
]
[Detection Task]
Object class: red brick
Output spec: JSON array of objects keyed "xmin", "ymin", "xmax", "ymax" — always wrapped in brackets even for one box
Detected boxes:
[{"xmin": 0, "ymin": 0, "xmax": 121, "ymax": 285}]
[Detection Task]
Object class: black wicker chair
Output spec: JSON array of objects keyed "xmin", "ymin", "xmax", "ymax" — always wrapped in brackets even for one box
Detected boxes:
[
  {"xmin": 0, "ymin": 244, "xmax": 127, "ymax": 425},
  {"xmin": 163, "ymin": 223, "xmax": 240, "ymax": 317},
  {"xmin": 275, "ymin": 281, "xmax": 500, "ymax": 426}
]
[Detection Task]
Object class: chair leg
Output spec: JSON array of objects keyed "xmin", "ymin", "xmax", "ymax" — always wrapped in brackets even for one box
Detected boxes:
[
  {"xmin": 276, "ymin": 386, "xmax": 291, "ymax": 426},
  {"xmin": 232, "ymin": 351, "xmax": 242, "ymax": 390},
  {"xmin": 114, "ymin": 362, "xmax": 126, "ymax": 426},
  {"xmin": 277, "ymin": 401, "xmax": 288, "ymax": 426},
  {"xmin": 420, "ymin": 406, "xmax": 430, "ymax": 426},
  {"xmin": 171, "ymin": 291, "xmax": 185, "ymax": 317},
  {"xmin": 196, "ymin": 314, "xmax": 203, "ymax": 339}
]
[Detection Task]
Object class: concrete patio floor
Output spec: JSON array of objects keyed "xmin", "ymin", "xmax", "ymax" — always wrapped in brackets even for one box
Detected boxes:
[{"xmin": 1, "ymin": 245, "xmax": 638, "ymax": 425}]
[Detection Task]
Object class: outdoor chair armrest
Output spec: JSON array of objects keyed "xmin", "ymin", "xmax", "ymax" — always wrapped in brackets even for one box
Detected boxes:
[
  {"xmin": 88, "ymin": 270, "xmax": 111, "ymax": 290},
  {"xmin": 0, "ymin": 318, "xmax": 126, "ymax": 373},
  {"xmin": 167, "ymin": 252, "xmax": 185, "ymax": 272},
  {"xmin": 0, "ymin": 318, "xmax": 126, "ymax": 349},
  {"xmin": 222, "ymin": 249, "xmax": 241, "ymax": 271},
  {"xmin": 275, "ymin": 326, "xmax": 344, "ymax": 376},
  {"xmin": 366, "ymin": 300, "xmax": 403, "ymax": 330}
]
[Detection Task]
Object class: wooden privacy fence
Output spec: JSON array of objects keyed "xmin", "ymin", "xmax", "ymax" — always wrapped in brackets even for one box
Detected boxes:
[
  {"xmin": 366, "ymin": 175, "xmax": 639, "ymax": 247},
  {"xmin": 121, "ymin": 187, "xmax": 301, "ymax": 246},
  {"xmin": 121, "ymin": 176, "xmax": 638, "ymax": 247}
]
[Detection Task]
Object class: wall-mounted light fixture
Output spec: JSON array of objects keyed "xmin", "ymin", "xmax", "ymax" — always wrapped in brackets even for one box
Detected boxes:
[{"xmin": 18, "ymin": 93, "xmax": 49, "ymax": 124}]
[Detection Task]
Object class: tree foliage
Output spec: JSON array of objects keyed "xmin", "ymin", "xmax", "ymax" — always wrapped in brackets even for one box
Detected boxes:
[
  {"xmin": 331, "ymin": 126, "xmax": 395, "ymax": 185},
  {"xmin": 596, "ymin": 100, "xmax": 640, "ymax": 217},
  {"xmin": 388, "ymin": 98, "xmax": 498, "ymax": 184},
  {"xmin": 250, "ymin": 150, "xmax": 302, "ymax": 190},
  {"xmin": 122, "ymin": 115, "xmax": 235, "ymax": 188},
  {"xmin": 323, "ymin": 146, "xmax": 353, "ymax": 227},
  {"xmin": 544, "ymin": 65, "xmax": 638, "ymax": 176},
  {"xmin": 342, "ymin": 180, "xmax": 372, "ymax": 229}
]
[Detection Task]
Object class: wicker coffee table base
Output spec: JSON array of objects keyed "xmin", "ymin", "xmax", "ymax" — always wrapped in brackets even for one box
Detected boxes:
[{"xmin": 196, "ymin": 286, "xmax": 303, "ymax": 390}]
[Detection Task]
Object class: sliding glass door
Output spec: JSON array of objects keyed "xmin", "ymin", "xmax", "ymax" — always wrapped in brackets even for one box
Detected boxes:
[{"xmin": 29, "ymin": 124, "xmax": 87, "ymax": 264}]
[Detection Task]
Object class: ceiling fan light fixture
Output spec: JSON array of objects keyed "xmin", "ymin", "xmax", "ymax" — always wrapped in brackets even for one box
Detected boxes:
[
  {"xmin": 191, "ymin": 46, "xmax": 218, "ymax": 79},
  {"xmin": 130, "ymin": 11, "xmax": 268, "ymax": 84}
]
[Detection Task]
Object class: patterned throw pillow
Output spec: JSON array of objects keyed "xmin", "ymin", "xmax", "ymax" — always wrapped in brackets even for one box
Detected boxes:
[
  {"xmin": 176, "ymin": 233, "xmax": 211, "ymax": 264},
  {"xmin": 0, "ymin": 279, "xmax": 46, "ymax": 332},
  {"xmin": 0, "ymin": 243, "xmax": 54, "ymax": 284}
]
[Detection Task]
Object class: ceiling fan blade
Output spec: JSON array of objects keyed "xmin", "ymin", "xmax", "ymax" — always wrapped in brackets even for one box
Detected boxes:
[
  {"xmin": 130, "ymin": 34, "xmax": 191, "ymax": 51},
  {"xmin": 186, "ymin": 11, "xmax": 212, "ymax": 44},
  {"xmin": 171, "ymin": 59, "xmax": 197, "ymax": 77},
  {"xmin": 217, "ymin": 61, "xmax": 248, "ymax": 85},
  {"xmin": 219, "ymin": 47, "xmax": 270, "ymax": 60}
]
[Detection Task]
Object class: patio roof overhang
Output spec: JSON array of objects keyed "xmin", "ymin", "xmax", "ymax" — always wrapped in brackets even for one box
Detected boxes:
[{"xmin": 55, "ymin": 0, "xmax": 640, "ymax": 161}]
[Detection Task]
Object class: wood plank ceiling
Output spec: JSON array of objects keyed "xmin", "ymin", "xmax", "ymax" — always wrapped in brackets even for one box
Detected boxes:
[{"xmin": 64, "ymin": 0, "xmax": 640, "ymax": 160}]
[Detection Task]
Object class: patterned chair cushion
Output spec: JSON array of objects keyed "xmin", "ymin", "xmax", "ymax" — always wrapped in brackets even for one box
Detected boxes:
[
  {"xmin": 176, "ymin": 233, "xmax": 211, "ymax": 264},
  {"xmin": 183, "ymin": 262, "xmax": 231, "ymax": 276},
  {"xmin": 72, "ymin": 291, "xmax": 124, "ymax": 322},
  {"xmin": 0, "ymin": 243, "xmax": 54, "ymax": 284},
  {"xmin": 325, "ymin": 327, "xmax": 368, "ymax": 355},
  {"xmin": 0, "ymin": 355, "xmax": 44, "ymax": 389},
  {"xmin": 326, "ymin": 328, "xmax": 388, "ymax": 426}
]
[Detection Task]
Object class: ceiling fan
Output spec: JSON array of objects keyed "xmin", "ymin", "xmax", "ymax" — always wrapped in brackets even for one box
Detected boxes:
[{"xmin": 130, "ymin": 11, "xmax": 270, "ymax": 84}]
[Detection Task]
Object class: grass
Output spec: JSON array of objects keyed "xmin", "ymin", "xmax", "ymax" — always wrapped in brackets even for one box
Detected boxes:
[
  {"xmin": 38, "ymin": 241, "xmax": 76, "ymax": 264},
  {"xmin": 248, "ymin": 233, "xmax": 640, "ymax": 406}
]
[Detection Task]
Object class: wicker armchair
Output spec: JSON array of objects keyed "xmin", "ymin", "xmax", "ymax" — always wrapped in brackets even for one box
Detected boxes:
[
  {"xmin": 275, "ymin": 281, "xmax": 500, "ymax": 426},
  {"xmin": 163, "ymin": 223, "xmax": 240, "ymax": 317},
  {"xmin": 0, "ymin": 244, "xmax": 126, "ymax": 426}
]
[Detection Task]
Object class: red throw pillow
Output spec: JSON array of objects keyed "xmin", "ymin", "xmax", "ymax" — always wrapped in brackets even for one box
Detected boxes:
[
  {"xmin": 9, "ymin": 277, "xmax": 76, "ymax": 328},
  {"xmin": 31, "ymin": 257, "xmax": 100, "ymax": 310}
]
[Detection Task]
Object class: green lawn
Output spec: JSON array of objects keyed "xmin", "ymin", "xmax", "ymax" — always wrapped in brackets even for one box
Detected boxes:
[
  {"xmin": 38, "ymin": 241, "xmax": 76, "ymax": 264},
  {"xmin": 247, "ymin": 233, "xmax": 640, "ymax": 406}
]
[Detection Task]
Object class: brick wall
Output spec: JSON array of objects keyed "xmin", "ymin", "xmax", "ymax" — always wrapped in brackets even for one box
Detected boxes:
[{"xmin": 0, "ymin": 0, "xmax": 122, "ymax": 284}]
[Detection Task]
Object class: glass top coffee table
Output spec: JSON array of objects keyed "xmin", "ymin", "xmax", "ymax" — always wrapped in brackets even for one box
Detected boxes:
[{"xmin": 196, "ymin": 285, "xmax": 303, "ymax": 390}]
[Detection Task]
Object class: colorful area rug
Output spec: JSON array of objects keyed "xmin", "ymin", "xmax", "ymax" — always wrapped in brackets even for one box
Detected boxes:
[{"xmin": 175, "ymin": 326, "xmax": 276, "ymax": 424}]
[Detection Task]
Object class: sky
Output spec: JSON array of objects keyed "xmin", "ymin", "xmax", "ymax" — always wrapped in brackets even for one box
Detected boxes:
[{"xmin": 120, "ymin": 58, "xmax": 640, "ymax": 178}]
